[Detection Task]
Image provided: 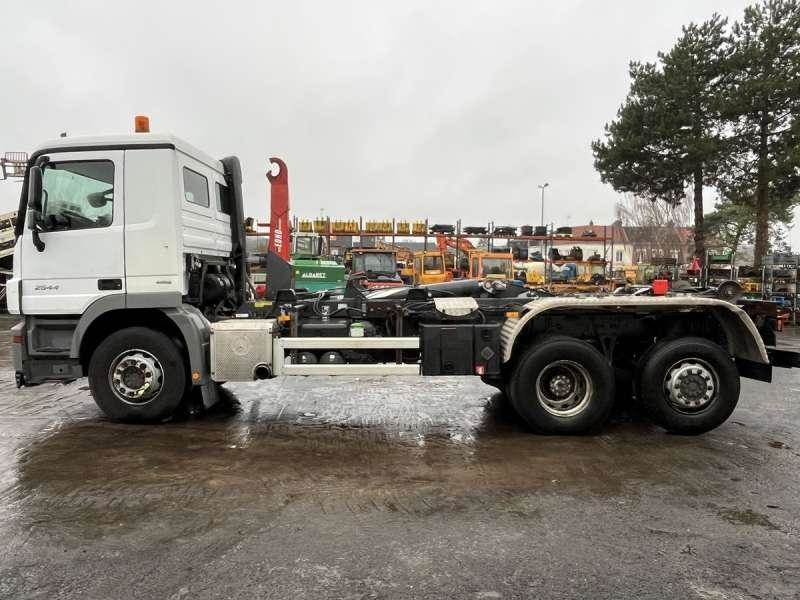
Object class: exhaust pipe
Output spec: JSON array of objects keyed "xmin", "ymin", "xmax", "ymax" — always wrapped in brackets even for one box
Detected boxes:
[{"xmin": 253, "ymin": 363, "xmax": 272, "ymax": 380}]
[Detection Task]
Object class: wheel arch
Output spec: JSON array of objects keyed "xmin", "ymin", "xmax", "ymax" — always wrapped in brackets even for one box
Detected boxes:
[
  {"xmin": 501, "ymin": 297, "xmax": 769, "ymax": 366},
  {"xmin": 71, "ymin": 301, "xmax": 211, "ymax": 384}
]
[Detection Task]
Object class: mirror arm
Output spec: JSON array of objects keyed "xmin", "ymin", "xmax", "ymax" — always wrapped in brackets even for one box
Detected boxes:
[
  {"xmin": 32, "ymin": 227, "xmax": 45, "ymax": 252},
  {"xmin": 28, "ymin": 209, "xmax": 45, "ymax": 252}
]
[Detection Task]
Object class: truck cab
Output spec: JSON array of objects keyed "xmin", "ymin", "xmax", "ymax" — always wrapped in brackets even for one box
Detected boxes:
[
  {"xmin": 9, "ymin": 133, "xmax": 241, "ymax": 314},
  {"xmin": 9, "ymin": 132, "xmax": 248, "ymax": 413},
  {"xmin": 467, "ymin": 251, "xmax": 514, "ymax": 280},
  {"xmin": 412, "ymin": 251, "xmax": 451, "ymax": 285},
  {"xmin": 346, "ymin": 248, "xmax": 403, "ymax": 289},
  {"xmin": 291, "ymin": 233, "xmax": 345, "ymax": 292}
]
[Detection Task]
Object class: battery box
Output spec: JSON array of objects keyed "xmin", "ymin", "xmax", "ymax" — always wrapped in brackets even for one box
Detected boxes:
[
  {"xmin": 299, "ymin": 320, "xmax": 349, "ymax": 337},
  {"xmin": 420, "ymin": 323, "xmax": 501, "ymax": 376}
]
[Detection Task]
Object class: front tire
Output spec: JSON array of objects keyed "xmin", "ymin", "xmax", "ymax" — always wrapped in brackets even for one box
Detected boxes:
[
  {"xmin": 88, "ymin": 327, "xmax": 188, "ymax": 422},
  {"xmin": 509, "ymin": 337, "xmax": 615, "ymax": 434},
  {"xmin": 638, "ymin": 337, "xmax": 740, "ymax": 435}
]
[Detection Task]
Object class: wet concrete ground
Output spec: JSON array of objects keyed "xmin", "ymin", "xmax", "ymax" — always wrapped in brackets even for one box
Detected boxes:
[{"xmin": 0, "ymin": 314, "xmax": 798, "ymax": 599}]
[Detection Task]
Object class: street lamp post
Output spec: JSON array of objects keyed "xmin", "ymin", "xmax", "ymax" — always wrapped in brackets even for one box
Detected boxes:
[{"xmin": 537, "ymin": 183, "xmax": 549, "ymax": 227}]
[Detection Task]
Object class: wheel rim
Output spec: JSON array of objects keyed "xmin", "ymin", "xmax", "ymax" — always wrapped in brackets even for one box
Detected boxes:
[
  {"xmin": 663, "ymin": 358, "xmax": 718, "ymax": 413},
  {"xmin": 535, "ymin": 360, "xmax": 593, "ymax": 417},
  {"xmin": 108, "ymin": 349, "xmax": 165, "ymax": 405}
]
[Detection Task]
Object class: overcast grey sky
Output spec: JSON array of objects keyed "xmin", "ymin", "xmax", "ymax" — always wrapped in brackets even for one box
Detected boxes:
[{"xmin": 5, "ymin": 0, "xmax": 784, "ymax": 240}]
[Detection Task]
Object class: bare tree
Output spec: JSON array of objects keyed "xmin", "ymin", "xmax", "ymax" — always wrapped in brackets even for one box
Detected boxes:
[{"xmin": 615, "ymin": 194, "xmax": 693, "ymax": 263}]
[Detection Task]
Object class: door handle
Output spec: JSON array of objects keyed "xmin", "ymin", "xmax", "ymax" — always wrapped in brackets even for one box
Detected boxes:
[{"xmin": 98, "ymin": 278, "xmax": 122, "ymax": 291}]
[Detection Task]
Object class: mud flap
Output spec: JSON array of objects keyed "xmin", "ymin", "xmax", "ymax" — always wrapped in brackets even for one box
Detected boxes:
[
  {"xmin": 199, "ymin": 382, "xmax": 220, "ymax": 409},
  {"xmin": 735, "ymin": 357, "xmax": 772, "ymax": 383},
  {"xmin": 766, "ymin": 348, "xmax": 800, "ymax": 370}
]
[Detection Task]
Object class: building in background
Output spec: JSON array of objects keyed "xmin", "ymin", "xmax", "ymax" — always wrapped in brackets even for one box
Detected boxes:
[{"xmin": 623, "ymin": 225, "xmax": 694, "ymax": 265}]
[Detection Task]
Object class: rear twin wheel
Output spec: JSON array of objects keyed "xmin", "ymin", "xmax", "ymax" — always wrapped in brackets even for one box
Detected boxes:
[
  {"xmin": 636, "ymin": 337, "xmax": 740, "ymax": 435},
  {"xmin": 506, "ymin": 335, "xmax": 740, "ymax": 435},
  {"xmin": 509, "ymin": 337, "xmax": 615, "ymax": 434}
]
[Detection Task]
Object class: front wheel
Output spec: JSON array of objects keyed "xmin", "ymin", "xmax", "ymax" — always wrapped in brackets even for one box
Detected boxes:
[
  {"xmin": 637, "ymin": 337, "xmax": 740, "ymax": 435},
  {"xmin": 509, "ymin": 337, "xmax": 615, "ymax": 434},
  {"xmin": 88, "ymin": 327, "xmax": 188, "ymax": 422}
]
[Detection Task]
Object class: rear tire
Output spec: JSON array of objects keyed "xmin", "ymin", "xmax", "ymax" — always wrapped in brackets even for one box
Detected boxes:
[
  {"xmin": 88, "ymin": 327, "xmax": 188, "ymax": 422},
  {"xmin": 638, "ymin": 337, "xmax": 739, "ymax": 435},
  {"xmin": 509, "ymin": 337, "xmax": 615, "ymax": 434}
]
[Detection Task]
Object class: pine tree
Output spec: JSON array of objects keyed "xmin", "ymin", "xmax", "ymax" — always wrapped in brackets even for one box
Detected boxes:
[
  {"xmin": 720, "ymin": 0, "xmax": 800, "ymax": 265},
  {"xmin": 592, "ymin": 16, "xmax": 729, "ymax": 263},
  {"xmin": 705, "ymin": 194, "xmax": 793, "ymax": 258}
]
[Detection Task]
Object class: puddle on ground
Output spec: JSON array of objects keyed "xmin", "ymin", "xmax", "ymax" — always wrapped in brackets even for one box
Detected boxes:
[
  {"xmin": 717, "ymin": 508, "xmax": 780, "ymax": 530},
  {"xmin": 0, "ymin": 376, "xmax": 748, "ymax": 541}
]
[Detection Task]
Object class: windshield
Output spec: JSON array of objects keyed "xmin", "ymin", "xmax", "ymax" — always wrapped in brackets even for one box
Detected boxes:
[
  {"xmin": 294, "ymin": 235, "xmax": 317, "ymax": 256},
  {"xmin": 353, "ymin": 252, "xmax": 396, "ymax": 274},
  {"xmin": 481, "ymin": 257, "xmax": 511, "ymax": 277},
  {"xmin": 41, "ymin": 160, "xmax": 114, "ymax": 230},
  {"xmin": 423, "ymin": 255, "xmax": 443, "ymax": 272}
]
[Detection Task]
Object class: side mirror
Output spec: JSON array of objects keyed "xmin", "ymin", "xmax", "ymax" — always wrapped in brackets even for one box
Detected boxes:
[
  {"xmin": 26, "ymin": 165, "xmax": 46, "ymax": 252},
  {"xmin": 27, "ymin": 165, "xmax": 43, "ymax": 212}
]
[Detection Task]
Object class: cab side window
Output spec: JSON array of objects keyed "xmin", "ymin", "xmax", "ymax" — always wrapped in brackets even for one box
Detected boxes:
[
  {"xmin": 41, "ymin": 160, "xmax": 114, "ymax": 231},
  {"xmin": 215, "ymin": 182, "xmax": 231, "ymax": 215},
  {"xmin": 183, "ymin": 167, "xmax": 209, "ymax": 207}
]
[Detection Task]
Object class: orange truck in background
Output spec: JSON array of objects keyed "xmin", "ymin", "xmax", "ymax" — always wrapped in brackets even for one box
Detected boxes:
[
  {"xmin": 467, "ymin": 250, "xmax": 514, "ymax": 280},
  {"xmin": 412, "ymin": 251, "xmax": 451, "ymax": 285}
]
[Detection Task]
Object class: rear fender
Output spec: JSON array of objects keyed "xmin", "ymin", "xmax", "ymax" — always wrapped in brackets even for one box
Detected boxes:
[{"xmin": 500, "ymin": 296, "xmax": 769, "ymax": 365}]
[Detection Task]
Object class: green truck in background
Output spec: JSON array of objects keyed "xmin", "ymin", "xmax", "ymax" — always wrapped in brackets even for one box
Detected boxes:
[{"xmin": 292, "ymin": 233, "xmax": 346, "ymax": 292}]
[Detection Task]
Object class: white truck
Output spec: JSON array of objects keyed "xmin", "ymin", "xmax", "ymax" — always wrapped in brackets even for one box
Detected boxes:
[{"xmin": 8, "ymin": 128, "xmax": 798, "ymax": 434}]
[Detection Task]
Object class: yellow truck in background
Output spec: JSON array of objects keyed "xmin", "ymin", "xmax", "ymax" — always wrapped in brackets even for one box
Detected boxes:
[
  {"xmin": 467, "ymin": 250, "xmax": 514, "ymax": 280},
  {"xmin": 412, "ymin": 250, "xmax": 451, "ymax": 285}
]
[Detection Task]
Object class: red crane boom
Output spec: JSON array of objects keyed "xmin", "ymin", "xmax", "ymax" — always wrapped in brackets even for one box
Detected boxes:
[{"xmin": 266, "ymin": 157, "xmax": 291, "ymax": 262}]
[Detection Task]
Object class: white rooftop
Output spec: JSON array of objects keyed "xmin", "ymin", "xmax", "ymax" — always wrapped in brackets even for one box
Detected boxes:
[{"xmin": 32, "ymin": 133, "xmax": 224, "ymax": 172}]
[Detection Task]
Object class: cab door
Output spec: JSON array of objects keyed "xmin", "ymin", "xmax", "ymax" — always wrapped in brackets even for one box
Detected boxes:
[{"xmin": 18, "ymin": 150, "xmax": 125, "ymax": 315}]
